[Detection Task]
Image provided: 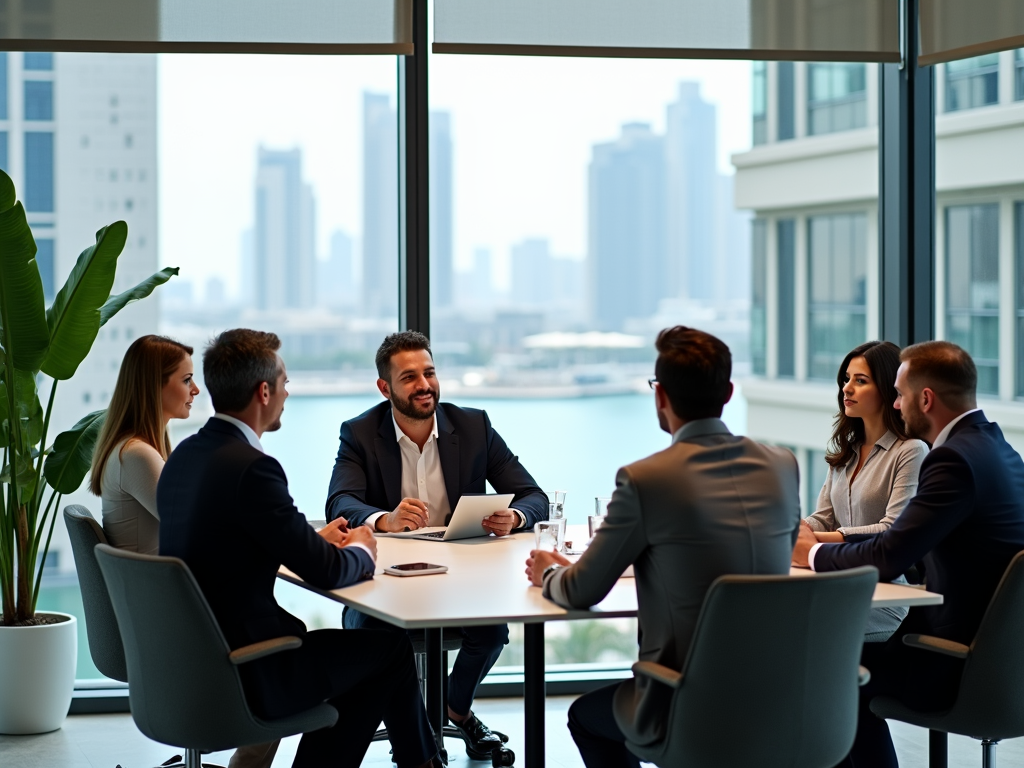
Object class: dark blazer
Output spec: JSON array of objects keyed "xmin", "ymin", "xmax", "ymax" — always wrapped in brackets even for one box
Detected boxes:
[
  {"xmin": 326, "ymin": 401, "xmax": 547, "ymax": 529},
  {"xmin": 158, "ymin": 417, "xmax": 375, "ymax": 652},
  {"xmin": 814, "ymin": 411, "xmax": 1024, "ymax": 644}
]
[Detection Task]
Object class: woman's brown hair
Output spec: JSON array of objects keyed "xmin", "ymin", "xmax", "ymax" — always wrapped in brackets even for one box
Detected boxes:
[
  {"xmin": 825, "ymin": 340, "xmax": 909, "ymax": 468},
  {"xmin": 89, "ymin": 335, "xmax": 193, "ymax": 495}
]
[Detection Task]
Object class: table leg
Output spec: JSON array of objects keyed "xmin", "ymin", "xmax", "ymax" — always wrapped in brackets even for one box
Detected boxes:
[
  {"xmin": 425, "ymin": 627, "xmax": 445, "ymax": 752},
  {"xmin": 524, "ymin": 623, "xmax": 545, "ymax": 768},
  {"xmin": 929, "ymin": 730, "xmax": 948, "ymax": 768}
]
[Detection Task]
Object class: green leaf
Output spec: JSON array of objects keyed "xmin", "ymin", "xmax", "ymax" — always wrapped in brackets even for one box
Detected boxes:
[
  {"xmin": 99, "ymin": 266, "xmax": 179, "ymax": 327},
  {"xmin": 0, "ymin": 169, "xmax": 16, "ymax": 214},
  {"xmin": 43, "ymin": 409, "xmax": 106, "ymax": 494},
  {"xmin": 0, "ymin": 201, "xmax": 49, "ymax": 372},
  {"xmin": 40, "ymin": 222, "xmax": 128, "ymax": 380},
  {"xmin": 14, "ymin": 370, "xmax": 42, "ymax": 450}
]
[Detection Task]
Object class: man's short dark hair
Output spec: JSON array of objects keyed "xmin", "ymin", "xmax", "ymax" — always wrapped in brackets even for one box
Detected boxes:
[
  {"xmin": 203, "ymin": 329, "xmax": 283, "ymax": 413},
  {"xmin": 900, "ymin": 340, "xmax": 977, "ymax": 410},
  {"xmin": 376, "ymin": 331, "xmax": 432, "ymax": 381},
  {"xmin": 654, "ymin": 326, "xmax": 732, "ymax": 421}
]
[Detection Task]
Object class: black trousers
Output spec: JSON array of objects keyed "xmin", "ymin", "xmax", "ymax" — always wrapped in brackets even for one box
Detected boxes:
[
  {"xmin": 240, "ymin": 627, "xmax": 436, "ymax": 768},
  {"xmin": 343, "ymin": 607, "xmax": 508, "ymax": 717},
  {"xmin": 836, "ymin": 624, "xmax": 965, "ymax": 768},
  {"xmin": 567, "ymin": 683, "xmax": 642, "ymax": 768}
]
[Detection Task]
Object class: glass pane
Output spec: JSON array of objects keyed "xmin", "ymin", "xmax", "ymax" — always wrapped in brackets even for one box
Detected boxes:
[
  {"xmin": 751, "ymin": 219, "xmax": 767, "ymax": 375},
  {"xmin": 24, "ymin": 80, "xmax": 54, "ymax": 121},
  {"xmin": 945, "ymin": 54, "xmax": 1000, "ymax": 112},
  {"xmin": 1017, "ymin": 49, "xmax": 1024, "ymax": 102},
  {"xmin": 32, "ymin": 52, "xmax": 399, "ymax": 681},
  {"xmin": 807, "ymin": 63, "xmax": 867, "ymax": 136},
  {"xmin": 752, "ymin": 61, "xmax": 767, "ymax": 146},
  {"xmin": 777, "ymin": 218, "xmax": 796, "ymax": 378},
  {"xmin": 806, "ymin": 449, "xmax": 830, "ymax": 508}
]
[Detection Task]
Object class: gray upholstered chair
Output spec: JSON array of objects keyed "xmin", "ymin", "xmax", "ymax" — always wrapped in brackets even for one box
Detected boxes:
[
  {"xmin": 95, "ymin": 543, "xmax": 338, "ymax": 768},
  {"xmin": 625, "ymin": 566, "xmax": 878, "ymax": 768},
  {"xmin": 871, "ymin": 550, "xmax": 1024, "ymax": 768},
  {"xmin": 63, "ymin": 505, "xmax": 128, "ymax": 683}
]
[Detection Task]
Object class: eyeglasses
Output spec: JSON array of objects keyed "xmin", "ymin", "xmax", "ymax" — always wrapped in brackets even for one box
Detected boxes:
[{"xmin": 647, "ymin": 378, "xmax": 658, "ymax": 390}]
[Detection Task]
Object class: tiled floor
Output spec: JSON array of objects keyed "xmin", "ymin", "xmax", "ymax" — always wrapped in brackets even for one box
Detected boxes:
[{"xmin": 2, "ymin": 696, "xmax": 1023, "ymax": 767}]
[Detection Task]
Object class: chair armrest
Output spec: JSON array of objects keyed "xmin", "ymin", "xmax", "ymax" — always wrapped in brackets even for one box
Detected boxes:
[
  {"xmin": 902, "ymin": 634, "xmax": 969, "ymax": 659},
  {"xmin": 229, "ymin": 636, "xmax": 303, "ymax": 665},
  {"xmin": 858, "ymin": 666, "xmax": 870, "ymax": 686},
  {"xmin": 632, "ymin": 661, "xmax": 683, "ymax": 689}
]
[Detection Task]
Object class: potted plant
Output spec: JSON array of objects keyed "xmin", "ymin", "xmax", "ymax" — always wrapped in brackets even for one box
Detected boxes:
[{"xmin": 0, "ymin": 168, "xmax": 177, "ymax": 733}]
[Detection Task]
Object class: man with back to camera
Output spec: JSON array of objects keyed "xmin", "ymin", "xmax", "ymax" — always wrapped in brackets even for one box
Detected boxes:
[
  {"xmin": 791, "ymin": 340, "xmax": 1024, "ymax": 768},
  {"xmin": 326, "ymin": 330, "xmax": 548, "ymax": 759},
  {"xmin": 158, "ymin": 329, "xmax": 441, "ymax": 768},
  {"xmin": 525, "ymin": 326, "xmax": 802, "ymax": 768}
]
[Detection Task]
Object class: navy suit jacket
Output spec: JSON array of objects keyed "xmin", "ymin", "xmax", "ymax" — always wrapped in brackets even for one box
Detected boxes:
[
  {"xmin": 326, "ymin": 401, "xmax": 548, "ymax": 529},
  {"xmin": 158, "ymin": 417, "xmax": 375, "ymax": 652},
  {"xmin": 814, "ymin": 411, "xmax": 1024, "ymax": 644}
]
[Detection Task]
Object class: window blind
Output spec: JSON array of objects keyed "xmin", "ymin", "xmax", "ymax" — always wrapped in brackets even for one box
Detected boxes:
[{"xmin": 919, "ymin": 0, "xmax": 1024, "ymax": 66}]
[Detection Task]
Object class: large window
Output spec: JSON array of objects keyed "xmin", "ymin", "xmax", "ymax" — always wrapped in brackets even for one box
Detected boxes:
[
  {"xmin": 807, "ymin": 213, "xmax": 867, "ymax": 381},
  {"xmin": 946, "ymin": 204, "xmax": 999, "ymax": 395},
  {"xmin": 807, "ymin": 63, "xmax": 867, "ymax": 136},
  {"xmin": 1016, "ymin": 50, "xmax": 1024, "ymax": 102},
  {"xmin": 945, "ymin": 54, "xmax": 1000, "ymax": 112},
  {"xmin": 35, "ymin": 236, "xmax": 55, "ymax": 300},
  {"xmin": 751, "ymin": 219, "xmax": 767, "ymax": 375},
  {"xmin": 24, "ymin": 80, "xmax": 53, "ymax": 121},
  {"xmin": 24, "ymin": 131, "xmax": 54, "ymax": 212},
  {"xmin": 0, "ymin": 53, "xmax": 7, "ymax": 120},
  {"xmin": 752, "ymin": 61, "xmax": 767, "ymax": 146},
  {"xmin": 777, "ymin": 61, "xmax": 795, "ymax": 141},
  {"xmin": 777, "ymin": 218, "xmax": 796, "ymax": 378}
]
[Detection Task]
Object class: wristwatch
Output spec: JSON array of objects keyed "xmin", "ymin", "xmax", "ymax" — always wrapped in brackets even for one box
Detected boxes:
[{"xmin": 541, "ymin": 564, "xmax": 562, "ymax": 584}]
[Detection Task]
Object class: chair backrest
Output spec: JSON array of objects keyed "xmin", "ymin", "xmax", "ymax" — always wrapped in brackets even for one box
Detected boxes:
[
  {"xmin": 627, "ymin": 567, "xmax": 878, "ymax": 768},
  {"xmin": 63, "ymin": 505, "xmax": 128, "ymax": 682},
  {"xmin": 94, "ymin": 543, "xmax": 269, "ymax": 752},
  {"xmin": 942, "ymin": 550, "xmax": 1024, "ymax": 739}
]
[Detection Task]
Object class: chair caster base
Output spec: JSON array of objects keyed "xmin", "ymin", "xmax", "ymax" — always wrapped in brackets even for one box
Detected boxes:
[{"xmin": 491, "ymin": 747, "xmax": 515, "ymax": 767}]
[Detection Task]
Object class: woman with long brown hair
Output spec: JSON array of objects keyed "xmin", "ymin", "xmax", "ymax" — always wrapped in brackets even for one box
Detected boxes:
[
  {"xmin": 803, "ymin": 340, "xmax": 928, "ymax": 639},
  {"xmin": 90, "ymin": 334, "xmax": 199, "ymax": 553}
]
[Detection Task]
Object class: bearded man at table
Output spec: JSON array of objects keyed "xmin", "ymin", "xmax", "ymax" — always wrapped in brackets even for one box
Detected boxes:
[
  {"xmin": 526, "ymin": 326, "xmax": 801, "ymax": 768},
  {"xmin": 326, "ymin": 330, "xmax": 548, "ymax": 759},
  {"xmin": 791, "ymin": 341, "xmax": 1024, "ymax": 768}
]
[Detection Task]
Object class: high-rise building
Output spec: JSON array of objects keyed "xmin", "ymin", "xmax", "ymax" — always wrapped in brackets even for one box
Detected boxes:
[
  {"xmin": 430, "ymin": 111, "xmax": 453, "ymax": 308},
  {"xmin": 511, "ymin": 238, "xmax": 552, "ymax": 307},
  {"xmin": 665, "ymin": 81, "xmax": 718, "ymax": 302},
  {"xmin": 362, "ymin": 92, "xmax": 397, "ymax": 318},
  {"xmin": 588, "ymin": 123, "xmax": 666, "ymax": 331},
  {"xmin": 317, "ymin": 229, "xmax": 357, "ymax": 308},
  {"xmin": 253, "ymin": 146, "xmax": 316, "ymax": 311}
]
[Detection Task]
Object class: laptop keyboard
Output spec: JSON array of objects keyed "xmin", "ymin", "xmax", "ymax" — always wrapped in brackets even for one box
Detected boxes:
[{"xmin": 421, "ymin": 531, "xmax": 446, "ymax": 539}]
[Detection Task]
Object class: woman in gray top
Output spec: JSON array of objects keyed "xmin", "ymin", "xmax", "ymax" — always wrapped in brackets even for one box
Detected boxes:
[{"xmin": 803, "ymin": 340, "xmax": 928, "ymax": 641}]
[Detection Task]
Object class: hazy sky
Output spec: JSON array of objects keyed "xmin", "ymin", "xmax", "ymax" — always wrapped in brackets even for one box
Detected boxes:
[{"xmin": 158, "ymin": 54, "xmax": 751, "ymax": 298}]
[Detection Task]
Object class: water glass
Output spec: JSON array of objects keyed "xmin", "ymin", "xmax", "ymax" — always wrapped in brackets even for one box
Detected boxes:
[
  {"xmin": 588, "ymin": 514, "xmax": 605, "ymax": 540},
  {"xmin": 594, "ymin": 497, "xmax": 612, "ymax": 517},
  {"xmin": 534, "ymin": 521, "xmax": 561, "ymax": 552},
  {"xmin": 545, "ymin": 490, "xmax": 567, "ymax": 519}
]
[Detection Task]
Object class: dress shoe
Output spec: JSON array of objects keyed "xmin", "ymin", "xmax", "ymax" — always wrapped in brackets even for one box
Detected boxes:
[{"xmin": 450, "ymin": 713, "xmax": 503, "ymax": 759}]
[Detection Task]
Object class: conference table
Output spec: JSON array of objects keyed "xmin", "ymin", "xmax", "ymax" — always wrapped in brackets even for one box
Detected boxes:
[{"xmin": 279, "ymin": 528, "xmax": 942, "ymax": 768}]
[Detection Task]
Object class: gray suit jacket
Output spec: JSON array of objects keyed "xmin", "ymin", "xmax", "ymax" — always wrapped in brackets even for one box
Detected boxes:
[{"xmin": 544, "ymin": 418, "xmax": 801, "ymax": 747}]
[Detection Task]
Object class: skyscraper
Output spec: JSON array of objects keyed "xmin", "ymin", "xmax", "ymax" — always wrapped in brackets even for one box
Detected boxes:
[
  {"xmin": 317, "ymin": 229, "xmax": 357, "ymax": 308},
  {"xmin": 511, "ymin": 238, "xmax": 552, "ymax": 307},
  {"xmin": 665, "ymin": 81, "xmax": 718, "ymax": 302},
  {"xmin": 362, "ymin": 92, "xmax": 397, "ymax": 318},
  {"xmin": 430, "ymin": 111, "xmax": 453, "ymax": 308},
  {"xmin": 253, "ymin": 146, "xmax": 316, "ymax": 311},
  {"xmin": 588, "ymin": 123, "xmax": 666, "ymax": 331}
]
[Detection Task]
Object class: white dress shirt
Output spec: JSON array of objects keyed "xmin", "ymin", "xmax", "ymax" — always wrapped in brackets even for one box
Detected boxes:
[{"xmin": 213, "ymin": 413, "xmax": 375, "ymax": 561}]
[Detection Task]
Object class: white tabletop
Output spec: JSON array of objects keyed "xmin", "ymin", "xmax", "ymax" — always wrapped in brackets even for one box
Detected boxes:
[{"xmin": 279, "ymin": 528, "xmax": 942, "ymax": 627}]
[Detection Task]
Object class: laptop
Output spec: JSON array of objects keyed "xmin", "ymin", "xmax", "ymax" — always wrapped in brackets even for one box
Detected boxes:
[{"xmin": 383, "ymin": 493, "xmax": 515, "ymax": 541}]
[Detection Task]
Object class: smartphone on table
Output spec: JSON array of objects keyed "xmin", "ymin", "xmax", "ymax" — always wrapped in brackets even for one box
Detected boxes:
[{"xmin": 383, "ymin": 562, "xmax": 448, "ymax": 577}]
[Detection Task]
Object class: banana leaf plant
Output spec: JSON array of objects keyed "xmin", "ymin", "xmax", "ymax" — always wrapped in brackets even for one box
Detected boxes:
[{"xmin": 0, "ymin": 168, "xmax": 178, "ymax": 625}]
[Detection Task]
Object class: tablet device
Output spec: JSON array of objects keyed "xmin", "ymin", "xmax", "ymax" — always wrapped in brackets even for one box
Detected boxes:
[{"xmin": 384, "ymin": 493, "xmax": 515, "ymax": 541}]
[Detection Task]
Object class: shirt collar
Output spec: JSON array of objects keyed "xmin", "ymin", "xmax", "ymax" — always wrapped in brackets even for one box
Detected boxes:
[
  {"xmin": 932, "ymin": 408, "xmax": 983, "ymax": 449},
  {"xmin": 875, "ymin": 430, "xmax": 899, "ymax": 451},
  {"xmin": 672, "ymin": 417, "xmax": 732, "ymax": 444},
  {"xmin": 213, "ymin": 413, "xmax": 264, "ymax": 453},
  {"xmin": 392, "ymin": 411, "xmax": 438, "ymax": 444}
]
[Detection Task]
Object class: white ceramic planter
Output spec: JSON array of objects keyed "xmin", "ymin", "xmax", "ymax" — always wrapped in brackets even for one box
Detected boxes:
[{"xmin": 0, "ymin": 612, "xmax": 77, "ymax": 734}]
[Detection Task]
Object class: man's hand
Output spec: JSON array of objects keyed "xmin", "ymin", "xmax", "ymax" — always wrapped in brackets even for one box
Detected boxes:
[
  {"xmin": 339, "ymin": 524, "xmax": 378, "ymax": 560},
  {"xmin": 317, "ymin": 516, "xmax": 350, "ymax": 546},
  {"xmin": 482, "ymin": 509, "xmax": 519, "ymax": 537},
  {"xmin": 525, "ymin": 549, "xmax": 571, "ymax": 586},
  {"xmin": 376, "ymin": 498, "xmax": 429, "ymax": 532},
  {"xmin": 792, "ymin": 522, "xmax": 819, "ymax": 568}
]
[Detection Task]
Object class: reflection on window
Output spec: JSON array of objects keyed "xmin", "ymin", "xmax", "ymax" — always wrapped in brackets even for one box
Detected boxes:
[
  {"xmin": 946, "ymin": 54, "xmax": 999, "ymax": 112},
  {"xmin": 777, "ymin": 61, "xmax": 795, "ymax": 141},
  {"xmin": 752, "ymin": 61, "xmax": 767, "ymax": 146},
  {"xmin": 24, "ymin": 131, "xmax": 54, "ymax": 212},
  {"xmin": 808, "ymin": 213, "xmax": 867, "ymax": 381},
  {"xmin": 946, "ymin": 204, "xmax": 999, "ymax": 395},
  {"xmin": 807, "ymin": 63, "xmax": 867, "ymax": 135},
  {"xmin": 751, "ymin": 219, "xmax": 767, "ymax": 375},
  {"xmin": 1016, "ymin": 50, "xmax": 1024, "ymax": 102},
  {"xmin": 35, "ymin": 238, "xmax": 55, "ymax": 300},
  {"xmin": 777, "ymin": 219, "xmax": 796, "ymax": 378},
  {"xmin": 24, "ymin": 52, "xmax": 53, "ymax": 71},
  {"xmin": 24, "ymin": 80, "xmax": 53, "ymax": 121}
]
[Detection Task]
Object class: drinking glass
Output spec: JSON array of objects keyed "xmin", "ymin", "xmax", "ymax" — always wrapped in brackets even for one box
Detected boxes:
[
  {"xmin": 534, "ymin": 521, "xmax": 560, "ymax": 552},
  {"xmin": 588, "ymin": 514, "xmax": 605, "ymax": 540},
  {"xmin": 594, "ymin": 497, "xmax": 612, "ymax": 517},
  {"xmin": 546, "ymin": 504, "xmax": 567, "ymax": 551},
  {"xmin": 545, "ymin": 490, "xmax": 567, "ymax": 519}
]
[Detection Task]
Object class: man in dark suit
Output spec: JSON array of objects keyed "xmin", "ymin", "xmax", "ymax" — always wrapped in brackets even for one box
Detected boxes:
[
  {"xmin": 159, "ymin": 329, "xmax": 439, "ymax": 768},
  {"xmin": 792, "ymin": 340, "xmax": 1024, "ymax": 768},
  {"xmin": 526, "ymin": 327, "xmax": 801, "ymax": 768},
  {"xmin": 326, "ymin": 331, "xmax": 547, "ymax": 759}
]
